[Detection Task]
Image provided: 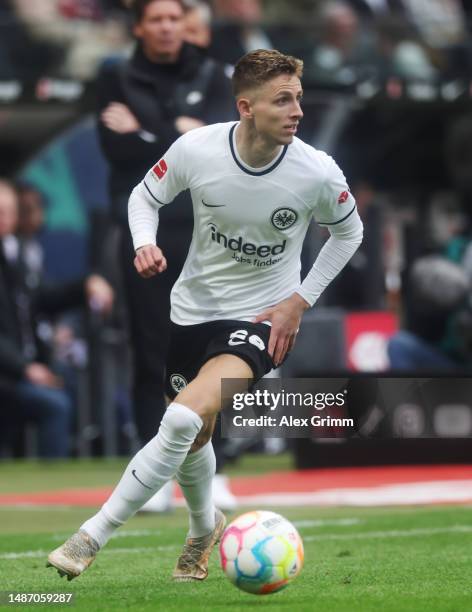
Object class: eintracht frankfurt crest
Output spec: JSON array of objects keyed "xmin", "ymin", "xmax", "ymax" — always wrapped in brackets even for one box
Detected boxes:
[
  {"xmin": 170, "ymin": 373, "xmax": 188, "ymax": 393},
  {"xmin": 271, "ymin": 207, "xmax": 298, "ymax": 230}
]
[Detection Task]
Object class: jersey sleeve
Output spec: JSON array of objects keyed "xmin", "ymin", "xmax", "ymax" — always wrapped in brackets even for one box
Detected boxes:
[
  {"xmin": 141, "ymin": 134, "xmax": 188, "ymax": 206},
  {"xmin": 313, "ymin": 154, "xmax": 357, "ymax": 226},
  {"xmin": 297, "ymin": 207, "xmax": 363, "ymax": 306},
  {"xmin": 128, "ymin": 135, "xmax": 188, "ymax": 250}
]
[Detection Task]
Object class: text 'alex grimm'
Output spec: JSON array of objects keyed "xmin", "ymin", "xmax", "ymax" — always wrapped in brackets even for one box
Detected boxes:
[{"xmin": 230, "ymin": 389, "xmax": 354, "ymax": 430}]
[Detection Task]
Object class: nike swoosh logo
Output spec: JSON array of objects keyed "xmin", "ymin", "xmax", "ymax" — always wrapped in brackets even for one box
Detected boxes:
[
  {"xmin": 131, "ymin": 469, "xmax": 152, "ymax": 489},
  {"xmin": 202, "ymin": 199, "xmax": 226, "ymax": 208}
]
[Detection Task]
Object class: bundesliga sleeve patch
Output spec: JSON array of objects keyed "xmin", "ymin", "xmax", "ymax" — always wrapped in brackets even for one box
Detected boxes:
[
  {"xmin": 152, "ymin": 158, "xmax": 168, "ymax": 180},
  {"xmin": 337, "ymin": 190, "xmax": 349, "ymax": 204}
]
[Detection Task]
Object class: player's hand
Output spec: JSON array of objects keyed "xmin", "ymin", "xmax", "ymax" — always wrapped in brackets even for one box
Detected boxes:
[
  {"xmin": 134, "ymin": 244, "xmax": 167, "ymax": 278},
  {"xmin": 253, "ymin": 293, "xmax": 309, "ymax": 366},
  {"xmin": 101, "ymin": 102, "xmax": 141, "ymax": 133},
  {"xmin": 175, "ymin": 116, "xmax": 205, "ymax": 134},
  {"xmin": 25, "ymin": 363, "xmax": 64, "ymax": 389}
]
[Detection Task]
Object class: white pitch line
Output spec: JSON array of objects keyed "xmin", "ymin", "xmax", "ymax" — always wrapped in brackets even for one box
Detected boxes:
[
  {"xmin": 228, "ymin": 480, "xmax": 472, "ymax": 507},
  {"xmin": 304, "ymin": 524, "xmax": 472, "ymax": 542},
  {"xmin": 48, "ymin": 522, "xmax": 359, "ymax": 543},
  {"xmin": 2, "ymin": 480, "xmax": 472, "ymax": 510},
  {"xmin": 2, "ymin": 525, "xmax": 472, "ymax": 560},
  {"xmin": 51, "ymin": 529, "xmax": 163, "ymax": 541},
  {"xmin": 293, "ymin": 518, "xmax": 361, "ymax": 528},
  {"xmin": 0, "ymin": 545, "xmax": 176, "ymax": 560},
  {"xmin": 0, "ymin": 550, "xmax": 46, "ymax": 560}
]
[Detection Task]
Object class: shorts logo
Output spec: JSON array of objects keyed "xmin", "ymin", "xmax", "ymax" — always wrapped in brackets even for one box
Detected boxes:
[
  {"xmin": 338, "ymin": 191, "xmax": 349, "ymax": 204},
  {"xmin": 271, "ymin": 207, "xmax": 298, "ymax": 231},
  {"xmin": 170, "ymin": 373, "xmax": 187, "ymax": 393},
  {"xmin": 228, "ymin": 330, "xmax": 265, "ymax": 351},
  {"xmin": 152, "ymin": 159, "xmax": 168, "ymax": 180}
]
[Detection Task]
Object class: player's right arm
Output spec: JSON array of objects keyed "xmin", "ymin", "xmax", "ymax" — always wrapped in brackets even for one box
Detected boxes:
[{"xmin": 128, "ymin": 135, "xmax": 189, "ymax": 278}]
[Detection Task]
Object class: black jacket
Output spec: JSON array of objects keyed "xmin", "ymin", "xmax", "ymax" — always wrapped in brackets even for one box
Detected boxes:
[
  {"xmin": 96, "ymin": 42, "xmax": 235, "ymax": 221},
  {"xmin": 345, "ymin": 0, "xmax": 406, "ymax": 18},
  {"xmin": 0, "ymin": 240, "xmax": 85, "ymax": 381}
]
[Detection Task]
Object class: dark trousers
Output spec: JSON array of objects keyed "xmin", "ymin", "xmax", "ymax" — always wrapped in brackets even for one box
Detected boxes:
[
  {"xmin": 118, "ymin": 209, "xmax": 225, "ymax": 469},
  {"xmin": 119, "ymin": 227, "xmax": 178, "ymax": 444},
  {"xmin": 0, "ymin": 381, "xmax": 72, "ymax": 458}
]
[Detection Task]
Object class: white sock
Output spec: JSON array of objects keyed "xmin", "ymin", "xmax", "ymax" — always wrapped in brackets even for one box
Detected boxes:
[
  {"xmin": 177, "ymin": 442, "xmax": 216, "ymax": 538},
  {"xmin": 80, "ymin": 402, "xmax": 202, "ymax": 548}
]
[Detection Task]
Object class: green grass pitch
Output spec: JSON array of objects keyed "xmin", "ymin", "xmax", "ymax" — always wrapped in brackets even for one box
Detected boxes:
[{"xmin": 0, "ymin": 458, "xmax": 471, "ymax": 611}]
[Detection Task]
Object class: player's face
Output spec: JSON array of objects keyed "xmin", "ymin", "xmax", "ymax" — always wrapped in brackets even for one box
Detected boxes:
[
  {"xmin": 250, "ymin": 74, "xmax": 303, "ymax": 145},
  {"xmin": 134, "ymin": 0, "xmax": 185, "ymax": 62}
]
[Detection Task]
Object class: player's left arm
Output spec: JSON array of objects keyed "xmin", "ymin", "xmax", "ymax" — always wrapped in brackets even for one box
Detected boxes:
[
  {"xmin": 254, "ymin": 155, "xmax": 363, "ymax": 365},
  {"xmin": 253, "ymin": 292, "xmax": 310, "ymax": 366}
]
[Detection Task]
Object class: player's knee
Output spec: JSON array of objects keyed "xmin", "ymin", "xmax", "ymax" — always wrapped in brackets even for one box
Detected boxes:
[
  {"xmin": 160, "ymin": 403, "xmax": 203, "ymax": 440},
  {"xmin": 160, "ymin": 409, "xmax": 192, "ymax": 437},
  {"xmin": 175, "ymin": 390, "xmax": 212, "ymax": 417}
]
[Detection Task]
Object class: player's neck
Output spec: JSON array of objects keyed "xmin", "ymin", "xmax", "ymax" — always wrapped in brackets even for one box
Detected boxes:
[{"xmin": 235, "ymin": 123, "xmax": 282, "ymax": 168}]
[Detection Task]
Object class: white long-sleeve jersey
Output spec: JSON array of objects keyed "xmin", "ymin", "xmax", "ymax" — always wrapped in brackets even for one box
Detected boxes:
[{"xmin": 129, "ymin": 121, "xmax": 363, "ymax": 325}]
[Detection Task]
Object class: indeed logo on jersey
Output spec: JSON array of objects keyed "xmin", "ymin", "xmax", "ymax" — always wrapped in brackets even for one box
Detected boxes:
[{"xmin": 208, "ymin": 223, "xmax": 286, "ymax": 259}]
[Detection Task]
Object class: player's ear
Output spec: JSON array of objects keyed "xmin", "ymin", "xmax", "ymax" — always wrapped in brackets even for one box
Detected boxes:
[{"xmin": 237, "ymin": 96, "xmax": 254, "ymax": 120}]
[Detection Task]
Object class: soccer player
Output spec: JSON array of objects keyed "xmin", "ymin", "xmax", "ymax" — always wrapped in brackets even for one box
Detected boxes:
[{"xmin": 47, "ymin": 49, "xmax": 363, "ymax": 581}]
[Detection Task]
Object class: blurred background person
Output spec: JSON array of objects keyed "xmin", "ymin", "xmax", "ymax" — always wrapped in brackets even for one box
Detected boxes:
[
  {"xmin": 0, "ymin": 0, "xmax": 63, "ymax": 80},
  {"xmin": 96, "ymin": 0, "xmax": 235, "ymax": 511},
  {"xmin": 399, "ymin": 0, "xmax": 468, "ymax": 51},
  {"xmin": 347, "ymin": 0, "xmax": 467, "ymax": 78},
  {"xmin": 304, "ymin": 1, "xmax": 376, "ymax": 86},
  {"xmin": 375, "ymin": 15, "xmax": 437, "ymax": 81},
  {"xmin": 346, "ymin": 0, "xmax": 407, "ymax": 20},
  {"xmin": 16, "ymin": 183, "xmax": 45, "ymax": 290},
  {"xmin": 0, "ymin": 179, "xmax": 114, "ymax": 458},
  {"xmin": 16, "ymin": 183, "xmax": 92, "ymax": 435},
  {"xmin": 10, "ymin": 0, "xmax": 131, "ymax": 79},
  {"xmin": 184, "ymin": 0, "xmax": 212, "ymax": 48},
  {"xmin": 388, "ymin": 255, "xmax": 471, "ymax": 370},
  {"xmin": 209, "ymin": 0, "xmax": 275, "ymax": 65}
]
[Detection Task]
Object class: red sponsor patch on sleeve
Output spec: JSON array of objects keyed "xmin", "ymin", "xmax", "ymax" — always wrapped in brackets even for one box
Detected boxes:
[
  {"xmin": 338, "ymin": 190, "xmax": 349, "ymax": 204},
  {"xmin": 152, "ymin": 158, "xmax": 168, "ymax": 180}
]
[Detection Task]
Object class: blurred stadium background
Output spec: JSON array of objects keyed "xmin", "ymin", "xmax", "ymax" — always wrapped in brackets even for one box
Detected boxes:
[{"xmin": 0, "ymin": 2, "xmax": 472, "ymax": 608}]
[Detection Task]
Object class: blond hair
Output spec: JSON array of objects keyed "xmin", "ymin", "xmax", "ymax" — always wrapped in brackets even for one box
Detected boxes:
[{"xmin": 232, "ymin": 49, "xmax": 303, "ymax": 97}]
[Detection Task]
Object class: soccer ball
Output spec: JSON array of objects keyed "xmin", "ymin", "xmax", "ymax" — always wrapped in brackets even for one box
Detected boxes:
[{"xmin": 219, "ymin": 510, "xmax": 304, "ymax": 595}]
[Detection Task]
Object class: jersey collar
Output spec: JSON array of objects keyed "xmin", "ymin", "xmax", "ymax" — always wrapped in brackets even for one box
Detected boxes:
[{"xmin": 229, "ymin": 123, "xmax": 288, "ymax": 176}]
